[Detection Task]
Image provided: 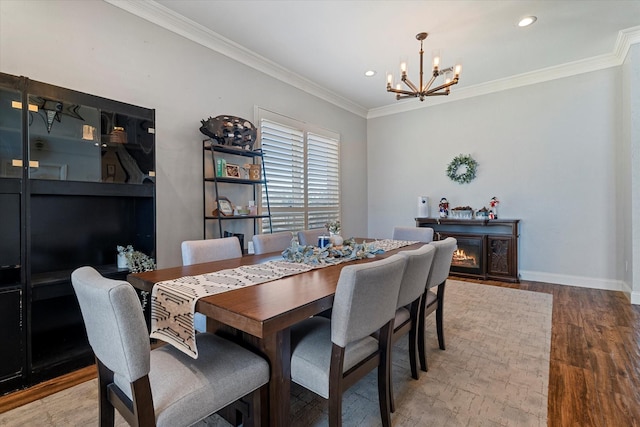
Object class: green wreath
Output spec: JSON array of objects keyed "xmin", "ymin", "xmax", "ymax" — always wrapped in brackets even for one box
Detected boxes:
[{"xmin": 446, "ymin": 154, "xmax": 478, "ymax": 184}]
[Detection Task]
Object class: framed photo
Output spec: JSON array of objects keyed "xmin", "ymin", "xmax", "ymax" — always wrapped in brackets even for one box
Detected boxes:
[
  {"xmin": 225, "ymin": 163, "xmax": 240, "ymax": 178},
  {"xmin": 216, "ymin": 197, "xmax": 233, "ymax": 216}
]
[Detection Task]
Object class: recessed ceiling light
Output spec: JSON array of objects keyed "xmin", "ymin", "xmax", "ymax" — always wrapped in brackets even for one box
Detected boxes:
[
  {"xmin": 364, "ymin": 70, "xmax": 376, "ymax": 77},
  {"xmin": 518, "ymin": 16, "xmax": 537, "ymax": 27}
]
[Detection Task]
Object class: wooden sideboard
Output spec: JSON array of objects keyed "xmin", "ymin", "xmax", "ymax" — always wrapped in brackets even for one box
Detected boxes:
[{"xmin": 416, "ymin": 218, "xmax": 520, "ymax": 283}]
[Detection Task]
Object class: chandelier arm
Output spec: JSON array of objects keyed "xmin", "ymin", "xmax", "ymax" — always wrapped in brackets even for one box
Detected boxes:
[
  {"xmin": 402, "ymin": 77, "xmax": 419, "ymax": 93},
  {"xmin": 396, "ymin": 94, "xmax": 419, "ymax": 100},
  {"xmin": 425, "ymin": 79, "xmax": 459, "ymax": 95},
  {"xmin": 421, "ymin": 75, "xmax": 437, "ymax": 93},
  {"xmin": 388, "ymin": 87, "xmax": 420, "ymax": 96}
]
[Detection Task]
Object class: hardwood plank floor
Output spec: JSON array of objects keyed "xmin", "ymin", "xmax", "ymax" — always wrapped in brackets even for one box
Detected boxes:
[{"xmin": 1, "ymin": 278, "xmax": 639, "ymax": 426}]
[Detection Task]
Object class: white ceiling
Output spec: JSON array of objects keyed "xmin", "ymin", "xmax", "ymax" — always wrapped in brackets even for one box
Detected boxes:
[{"xmin": 114, "ymin": 0, "xmax": 640, "ymax": 117}]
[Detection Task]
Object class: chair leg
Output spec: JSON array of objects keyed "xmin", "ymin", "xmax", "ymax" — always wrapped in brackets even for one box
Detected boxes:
[
  {"xmin": 96, "ymin": 359, "xmax": 115, "ymax": 427},
  {"xmin": 408, "ymin": 298, "xmax": 421, "ymax": 380},
  {"xmin": 436, "ymin": 282, "xmax": 446, "ymax": 350},
  {"xmin": 377, "ymin": 322, "xmax": 393, "ymax": 427},
  {"xmin": 417, "ymin": 291, "xmax": 428, "ymax": 373},
  {"xmin": 241, "ymin": 386, "xmax": 264, "ymax": 427},
  {"xmin": 329, "ymin": 344, "xmax": 346, "ymax": 427}
]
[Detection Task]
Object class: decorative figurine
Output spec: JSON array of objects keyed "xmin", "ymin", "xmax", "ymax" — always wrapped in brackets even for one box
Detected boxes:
[
  {"xmin": 489, "ymin": 196, "xmax": 500, "ymax": 219},
  {"xmin": 199, "ymin": 115, "xmax": 257, "ymax": 150},
  {"xmin": 439, "ymin": 197, "xmax": 449, "ymax": 218}
]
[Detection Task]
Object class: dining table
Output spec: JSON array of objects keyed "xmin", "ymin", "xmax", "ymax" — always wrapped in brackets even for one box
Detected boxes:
[{"xmin": 127, "ymin": 239, "xmax": 423, "ymax": 427}]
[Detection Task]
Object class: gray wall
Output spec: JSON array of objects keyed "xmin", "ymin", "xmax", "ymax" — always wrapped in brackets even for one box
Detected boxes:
[
  {"xmin": 0, "ymin": 0, "xmax": 368, "ymax": 267},
  {"xmin": 367, "ymin": 68, "xmax": 626, "ymax": 292}
]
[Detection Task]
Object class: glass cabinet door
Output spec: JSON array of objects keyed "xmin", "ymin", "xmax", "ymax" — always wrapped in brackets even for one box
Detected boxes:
[
  {"xmin": 100, "ymin": 111, "xmax": 155, "ymax": 184},
  {"xmin": 26, "ymin": 94, "xmax": 101, "ymax": 182},
  {"xmin": 0, "ymin": 88, "xmax": 23, "ymax": 179}
]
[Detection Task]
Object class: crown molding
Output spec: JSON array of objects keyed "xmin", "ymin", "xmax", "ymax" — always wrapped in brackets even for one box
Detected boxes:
[
  {"xmin": 105, "ymin": 1, "xmax": 639, "ymax": 121},
  {"xmin": 104, "ymin": 0, "xmax": 369, "ymax": 118}
]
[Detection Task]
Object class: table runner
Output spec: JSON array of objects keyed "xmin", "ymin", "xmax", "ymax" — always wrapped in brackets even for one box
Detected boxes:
[{"xmin": 150, "ymin": 239, "xmax": 417, "ymax": 358}]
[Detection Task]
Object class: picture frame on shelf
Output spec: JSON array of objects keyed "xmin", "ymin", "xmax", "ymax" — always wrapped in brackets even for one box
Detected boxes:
[
  {"xmin": 215, "ymin": 196, "xmax": 233, "ymax": 216},
  {"xmin": 225, "ymin": 163, "xmax": 240, "ymax": 178}
]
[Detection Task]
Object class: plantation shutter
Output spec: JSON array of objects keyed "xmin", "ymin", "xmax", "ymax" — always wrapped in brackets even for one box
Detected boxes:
[
  {"xmin": 260, "ymin": 119, "xmax": 306, "ymax": 231},
  {"xmin": 258, "ymin": 110, "xmax": 340, "ymax": 233},
  {"xmin": 307, "ymin": 132, "xmax": 340, "ymax": 229}
]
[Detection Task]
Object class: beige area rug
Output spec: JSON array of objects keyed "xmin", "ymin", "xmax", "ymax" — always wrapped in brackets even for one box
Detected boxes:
[{"xmin": 0, "ymin": 280, "xmax": 552, "ymax": 427}]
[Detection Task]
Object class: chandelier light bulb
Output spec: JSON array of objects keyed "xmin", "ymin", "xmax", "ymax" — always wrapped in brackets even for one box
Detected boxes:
[
  {"xmin": 386, "ymin": 72, "xmax": 394, "ymax": 86},
  {"xmin": 433, "ymin": 56, "xmax": 440, "ymax": 70},
  {"xmin": 454, "ymin": 64, "xmax": 462, "ymax": 77}
]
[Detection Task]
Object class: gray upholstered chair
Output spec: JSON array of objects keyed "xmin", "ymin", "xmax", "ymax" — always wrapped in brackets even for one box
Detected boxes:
[
  {"xmin": 392, "ymin": 226, "xmax": 434, "ymax": 243},
  {"xmin": 251, "ymin": 231, "xmax": 293, "ymax": 254},
  {"xmin": 181, "ymin": 236, "xmax": 242, "ymax": 332},
  {"xmin": 297, "ymin": 228, "xmax": 327, "ymax": 246},
  {"xmin": 289, "ymin": 254, "xmax": 407, "ymax": 427},
  {"xmin": 181, "ymin": 236, "xmax": 242, "ymax": 265},
  {"xmin": 418, "ymin": 237, "xmax": 457, "ymax": 372},
  {"xmin": 71, "ymin": 266, "xmax": 269, "ymax": 427},
  {"xmin": 388, "ymin": 244, "xmax": 436, "ymax": 411}
]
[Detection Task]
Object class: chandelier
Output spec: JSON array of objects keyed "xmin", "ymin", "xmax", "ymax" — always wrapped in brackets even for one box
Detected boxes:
[{"xmin": 387, "ymin": 32, "xmax": 461, "ymax": 101}]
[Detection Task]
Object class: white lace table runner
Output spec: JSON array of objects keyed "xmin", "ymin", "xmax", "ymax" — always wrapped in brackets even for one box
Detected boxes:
[{"xmin": 150, "ymin": 239, "xmax": 417, "ymax": 358}]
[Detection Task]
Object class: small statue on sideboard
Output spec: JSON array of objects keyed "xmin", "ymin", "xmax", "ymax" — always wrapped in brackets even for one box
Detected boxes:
[{"xmin": 439, "ymin": 197, "xmax": 449, "ymax": 218}]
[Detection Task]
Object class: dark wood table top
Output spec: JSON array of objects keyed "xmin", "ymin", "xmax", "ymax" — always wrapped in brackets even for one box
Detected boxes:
[{"xmin": 127, "ymin": 241, "xmax": 423, "ymax": 338}]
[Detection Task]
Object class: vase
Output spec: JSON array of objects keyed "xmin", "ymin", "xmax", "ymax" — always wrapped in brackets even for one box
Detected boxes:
[
  {"xmin": 330, "ymin": 233, "xmax": 344, "ymax": 246},
  {"xmin": 117, "ymin": 253, "xmax": 128, "ymax": 269}
]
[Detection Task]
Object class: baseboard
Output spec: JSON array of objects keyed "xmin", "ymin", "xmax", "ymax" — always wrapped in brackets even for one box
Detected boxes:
[{"xmin": 520, "ymin": 270, "xmax": 630, "ymax": 295}]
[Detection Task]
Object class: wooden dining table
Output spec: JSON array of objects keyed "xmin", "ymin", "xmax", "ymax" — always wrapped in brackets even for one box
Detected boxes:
[{"xmin": 127, "ymin": 241, "xmax": 422, "ymax": 427}]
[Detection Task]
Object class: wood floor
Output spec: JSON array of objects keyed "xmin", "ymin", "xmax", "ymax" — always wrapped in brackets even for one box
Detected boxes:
[{"xmin": 1, "ymin": 278, "xmax": 639, "ymax": 426}]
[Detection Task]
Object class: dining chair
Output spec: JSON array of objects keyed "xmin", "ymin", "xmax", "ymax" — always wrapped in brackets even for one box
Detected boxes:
[
  {"xmin": 181, "ymin": 236, "xmax": 242, "ymax": 265},
  {"xmin": 297, "ymin": 228, "xmax": 327, "ymax": 246},
  {"xmin": 289, "ymin": 254, "xmax": 407, "ymax": 427},
  {"xmin": 251, "ymin": 231, "xmax": 293, "ymax": 254},
  {"xmin": 392, "ymin": 226, "xmax": 434, "ymax": 243},
  {"xmin": 418, "ymin": 237, "xmax": 457, "ymax": 372},
  {"xmin": 388, "ymin": 244, "xmax": 436, "ymax": 412},
  {"xmin": 181, "ymin": 236, "xmax": 243, "ymax": 332},
  {"xmin": 71, "ymin": 266, "xmax": 269, "ymax": 427}
]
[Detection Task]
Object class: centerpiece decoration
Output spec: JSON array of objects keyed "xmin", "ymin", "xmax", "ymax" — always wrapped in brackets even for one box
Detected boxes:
[
  {"xmin": 446, "ymin": 154, "xmax": 478, "ymax": 184},
  {"xmin": 282, "ymin": 238, "xmax": 384, "ymax": 265},
  {"xmin": 325, "ymin": 220, "xmax": 343, "ymax": 246}
]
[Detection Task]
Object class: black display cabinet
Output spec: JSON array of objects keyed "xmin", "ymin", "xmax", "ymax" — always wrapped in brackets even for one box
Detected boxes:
[{"xmin": 0, "ymin": 72, "xmax": 156, "ymax": 394}]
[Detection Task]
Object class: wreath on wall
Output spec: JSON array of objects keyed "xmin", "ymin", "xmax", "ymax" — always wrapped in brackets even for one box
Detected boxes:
[{"xmin": 446, "ymin": 154, "xmax": 478, "ymax": 184}]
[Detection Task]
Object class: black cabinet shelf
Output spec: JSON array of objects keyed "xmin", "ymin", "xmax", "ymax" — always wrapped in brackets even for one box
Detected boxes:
[
  {"xmin": 30, "ymin": 180, "xmax": 154, "ymax": 197},
  {"xmin": 0, "ymin": 72, "xmax": 156, "ymax": 394},
  {"xmin": 31, "ymin": 265, "xmax": 129, "ymax": 301}
]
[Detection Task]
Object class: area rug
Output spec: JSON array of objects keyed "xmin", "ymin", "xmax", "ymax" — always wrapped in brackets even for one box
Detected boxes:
[{"xmin": 0, "ymin": 280, "xmax": 552, "ymax": 426}]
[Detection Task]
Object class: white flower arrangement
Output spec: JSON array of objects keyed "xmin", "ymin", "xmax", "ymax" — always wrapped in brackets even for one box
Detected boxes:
[
  {"xmin": 325, "ymin": 220, "xmax": 341, "ymax": 234},
  {"xmin": 117, "ymin": 245, "xmax": 156, "ymax": 273}
]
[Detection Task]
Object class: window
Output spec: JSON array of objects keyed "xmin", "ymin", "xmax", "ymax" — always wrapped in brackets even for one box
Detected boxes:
[{"xmin": 257, "ymin": 110, "xmax": 340, "ymax": 233}]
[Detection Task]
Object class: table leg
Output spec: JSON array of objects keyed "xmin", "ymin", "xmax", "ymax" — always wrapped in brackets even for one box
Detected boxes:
[{"xmin": 260, "ymin": 328, "xmax": 291, "ymax": 427}]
